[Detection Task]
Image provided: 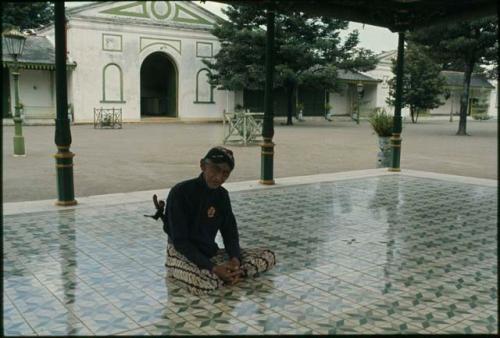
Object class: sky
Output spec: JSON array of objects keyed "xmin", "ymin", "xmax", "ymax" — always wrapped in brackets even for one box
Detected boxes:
[{"xmin": 65, "ymin": 1, "xmax": 399, "ymax": 54}]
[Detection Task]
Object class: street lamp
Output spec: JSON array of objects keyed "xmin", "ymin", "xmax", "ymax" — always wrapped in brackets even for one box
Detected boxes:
[
  {"xmin": 3, "ymin": 28, "xmax": 27, "ymax": 156},
  {"xmin": 356, "ymin": 81, "xmax": 364, "ymax": 125}
]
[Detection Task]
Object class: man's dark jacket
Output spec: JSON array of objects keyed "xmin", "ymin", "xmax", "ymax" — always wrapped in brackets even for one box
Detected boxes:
[{"xmin": 163, "ymin": 173, "xmax": 241, "ymax": 271}]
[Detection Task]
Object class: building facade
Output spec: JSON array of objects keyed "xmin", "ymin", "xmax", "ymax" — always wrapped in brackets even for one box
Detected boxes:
[
  {"xmin": 365, "ymin": 50, "xmax": 497, "ymax": 119},
  {"xmin": 3, "ymin": 1, "xmax": 235, "ymax": 123},
  {"xmin": 2, "ymin": 2, "xmax": 497, "ymax": 123}
]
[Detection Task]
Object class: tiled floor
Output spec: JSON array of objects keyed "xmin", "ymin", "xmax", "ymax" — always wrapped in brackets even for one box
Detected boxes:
[{"xmin": 3, "ymin": 174, "xmax": 497, "ymax": 335}]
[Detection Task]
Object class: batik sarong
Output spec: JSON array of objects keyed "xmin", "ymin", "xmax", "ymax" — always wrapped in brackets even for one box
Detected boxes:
[{"xmin": 165, "ymin": 245, "xmax": 276, "ymax": 295}]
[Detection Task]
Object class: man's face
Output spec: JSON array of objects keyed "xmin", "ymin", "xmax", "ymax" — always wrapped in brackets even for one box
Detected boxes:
[{"xmin": 201, "ymin": 160, "xmax": 232, "ymax": 189}]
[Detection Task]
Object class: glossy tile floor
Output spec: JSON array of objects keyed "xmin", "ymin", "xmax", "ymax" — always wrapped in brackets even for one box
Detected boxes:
[{"xmin": 3, "ymin": 175, "xmax": 497, "ymax": 335}]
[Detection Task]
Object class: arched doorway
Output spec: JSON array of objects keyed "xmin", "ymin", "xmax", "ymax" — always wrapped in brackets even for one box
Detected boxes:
[{"xmin": 140, "ymin": 52, "xmax": 177, "ymax": 117}]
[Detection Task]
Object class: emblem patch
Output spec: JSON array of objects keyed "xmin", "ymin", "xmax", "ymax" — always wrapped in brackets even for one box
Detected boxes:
[{"xmin": 207, "ymin": 206, "xmax": 216, "ymax": 218}]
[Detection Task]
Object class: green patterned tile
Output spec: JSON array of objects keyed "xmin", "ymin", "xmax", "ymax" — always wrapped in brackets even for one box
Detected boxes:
[
  {"xmin": 214, "ymin": 298, "xmax": 268, "ymax": 318},
  {"xmin": 115, "ymin": 327, "xmax": 151, "ymax": 335},
  {"xmin": 402, "ymin": 308, "xmax": 464, "ymax": 332},
  {"xmin": 303, "ymin": 291, "xmax": 362, "ymax": 314},
  {"xmin": 203, "ymin": 288, "xmax": 247, "ymax": 306},
  {"xmin": 2, "ymin": 298, "xmax": 37, "ymax": 336},
  {"xmin": 163, "ymin": 295, "xmax": 218, "ymax": 315},
  {"xmin": 283, "ymin": 285, "xmax": 330, "ymax": 302},
  {"xmin": 143, "ymin": 315, "xmax": 204, "ymax": 335},
  {"xmin": 286, "ymin": 268, "xmax": 331, "ymax": 282},
  {"xmin": 229, "ymin": 277, "xmax": 276, "ymax": 296},
  {"xmin": 364, "ymin": 298, "xmax": 420, "ymax": 318},
  {"xmin": 261, "ymin": 274, "xmax": 306, "ymax": 291},
  {"xmin": 34, "ymin": 321, "xmax": 94, "ymax": 336},
  {"xmin": 273, "ymin": 303, "xmax": 330, "ymax": 322},
  {"xmin": 439, "ymin": 313, "xmax": 498, "ymax": 334},
  {"xmin": 120, "ymin": 300, "xmax": 178, "ymax": 327},
  {"xmin": 310, "ymin": 262, "xmax": 355, "ymax": 277},
  {"xmin": 307, "ymin": 276, "xmax": 360, "ymax": 295},
  {"xmin": 358, "ymin": 317, "xmax": 422, "ymax": 334},
  {"xmin": 245, "ymin": 312, "xmax": 314, "ymax": 334},
  {"xmin": 306, "ymin": 308, "xmax": 390, "ymax": 334},
  {"xmin": 254, "ymin": 290, "xmax": 303, "ymax": 311},
  {"xmin": 70, "ymin": 303, "xmax": 139, "ymax": 335},
  {"xmin": 200, "ymin": 324, "xmax": 261, "ymax": 335},
  {"xmin": 328, "ymin": 284, "xmax": 383, "ymax": 306},
  {"xmin": 180, "ymin": 310, "xmax": 260, "ymax": 334},
  {"xmin": 3, "ymin": 175, "xmax": 497, "ymax": 335}
]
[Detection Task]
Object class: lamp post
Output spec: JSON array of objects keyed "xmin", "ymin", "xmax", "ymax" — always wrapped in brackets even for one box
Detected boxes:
[
  {"xmin": 3, "ymin": 28, "xmax": 27, "ymax": 156},
  {"xmin": 356, "ymin": 81, "xmax": 364, "ymax": 125}
]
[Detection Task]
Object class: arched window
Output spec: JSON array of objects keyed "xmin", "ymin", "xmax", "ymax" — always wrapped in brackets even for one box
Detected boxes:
[
  {"xmin": 195, "ymin": 68, "xmax": 214, "ymax": 103},
  {"xmin": 102, "ymin": 63, "xmax": 125, "ymax": 102}
]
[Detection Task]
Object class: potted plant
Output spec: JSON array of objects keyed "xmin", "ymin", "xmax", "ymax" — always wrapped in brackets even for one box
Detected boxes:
[
  {"xmin": 296, "ymin": 102, "xmax": 305, "ymax": 121},
  {"xmin": 369, "ymin": 108, "xmax": 394, "ymax": 168},
  {"xmin": 324, "ymin": 102, "xmax": 333, "ymax": 121}
]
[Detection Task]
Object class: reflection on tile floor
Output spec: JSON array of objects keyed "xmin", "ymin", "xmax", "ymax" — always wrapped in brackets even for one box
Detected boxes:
[{"xmin": 3, "ymin": 175, "xmax": 497, "ymax": 335}]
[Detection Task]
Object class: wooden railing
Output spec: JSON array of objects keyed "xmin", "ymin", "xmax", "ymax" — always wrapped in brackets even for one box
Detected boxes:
[
  {"xmin": 93, "ymin": 107, "xmax": 122, "ymax": 129},
  {"xmin": 223, "ymin": 110, "xmax": 264, "ymax": 145}
]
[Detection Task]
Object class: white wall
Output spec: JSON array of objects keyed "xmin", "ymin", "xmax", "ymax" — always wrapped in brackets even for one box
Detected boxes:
[
  {"xmin": 361, "ymin": 83, "xmax": 378, "ymax": 114},
  {"xmin": 66, "ymin": 18, "xmax": 233, "ymax": 122},
  {"xmin": 366, "ymin": 55, "xmax": 410, "ymax": 117},
  {"xmin": 329, "ymin": 85, "xmax": 349, "ymax": 115},
  {"xmin": 11, "ymin": 69, "xmax": 55, "ymax": 119},
  {"xmin": 488, "ymin": 80, "xmax": 498, "ymax": 119},
  {"xmin": 328, "ymin": 82, "xmax": 377, "ymax": 116}
]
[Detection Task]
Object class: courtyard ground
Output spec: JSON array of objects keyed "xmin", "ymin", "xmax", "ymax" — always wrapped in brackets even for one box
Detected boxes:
[{"xmin": 2, "ymin": 117, "xmax": 497, "ymax": 202}]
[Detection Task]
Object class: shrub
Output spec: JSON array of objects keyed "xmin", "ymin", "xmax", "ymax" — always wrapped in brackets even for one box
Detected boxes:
[
  {"xmin": 369, "ymin": 108, "xmax": 394, "ymax": 137},
  {"xmin": 471, "ymin": 113, "xmax": 491, "ymax": 120}
]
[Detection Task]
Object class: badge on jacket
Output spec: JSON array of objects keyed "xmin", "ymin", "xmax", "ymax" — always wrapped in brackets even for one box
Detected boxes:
[{"xmin": 207, "ymin": 206, "xmax": 216, "ymax": 218}]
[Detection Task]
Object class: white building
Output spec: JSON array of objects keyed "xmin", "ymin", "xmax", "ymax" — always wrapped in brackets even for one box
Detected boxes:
[
  {"xmin": 365, "ymin": 50, "xmax": 497, "ymax": 119},
  {"xmin": 3, "ymin": 1, "xmax": 234, "ymax": 123},
  {"xmin": 2, "ymin": 2, "xmax": 497, "ymax": 122}
]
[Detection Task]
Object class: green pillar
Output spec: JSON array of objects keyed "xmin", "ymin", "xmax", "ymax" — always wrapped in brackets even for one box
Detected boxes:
[
  {"xmin": 12, "ymin": 63, "xmax": 26, "ymax": 156},
  {"xmin": 389, "ymin": 32, "xmax": 405, "ymax": 172},
  {"xmin": 54, "ymin": 2, "xmax": 76, "ymax": 206},
  {"xmin": 260, "ymin": 6, "xmax": 275, "ymax": 185}
]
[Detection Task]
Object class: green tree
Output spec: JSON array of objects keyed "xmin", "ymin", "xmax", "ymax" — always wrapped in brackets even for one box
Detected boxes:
[
  {"xmin": 203, "ymin": 5, "xmax": 377, "ymax": 125},
  {"xmin": 408, "ymin": 17, "xmax": 498, "ymax": 135},
  {"xmin": 1, "ymin": 2, "xmax": 54, "ymax": 31},
  {"xmin": 386, "ymin": 42, "xmax": 448, "ymax": 123}
]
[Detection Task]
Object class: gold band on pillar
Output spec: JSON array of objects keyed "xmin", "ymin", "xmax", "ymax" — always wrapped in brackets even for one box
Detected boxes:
[
  {"xmin": 55, "ymin": 200, "xmax": 77, "ymax": 206},
  {"xmin": 54, "ymin": 152, "xmax": 75, "ymax": 159},
  {"xmin": 389, "ymin": 134, "xmax": 402, "ymax": 172},
  {"xmin": 260, "ymin": 137, "xmax": 275, "ymax": 185}
]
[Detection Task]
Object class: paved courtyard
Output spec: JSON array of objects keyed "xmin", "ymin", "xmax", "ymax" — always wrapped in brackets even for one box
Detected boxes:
[
  {"xmin": 2, "ymin": 118, "xmax": 497, "ymax": 202},
  {"xmin": 3, "ymin": 169, "xmax": 497, "ymax": 335}
]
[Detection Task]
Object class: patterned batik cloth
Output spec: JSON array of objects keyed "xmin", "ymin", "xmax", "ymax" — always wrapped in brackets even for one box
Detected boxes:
[{"xmin": 166, "ymin": 245, "xmax": 276, "ymax": 295}]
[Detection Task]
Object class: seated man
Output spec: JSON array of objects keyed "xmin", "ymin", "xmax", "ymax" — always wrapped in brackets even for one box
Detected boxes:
[{"xmin": 150, "ymin": 146, "xmax": 276, "ymax": 295}]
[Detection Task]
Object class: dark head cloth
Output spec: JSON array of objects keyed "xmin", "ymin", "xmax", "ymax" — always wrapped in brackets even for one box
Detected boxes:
[{"xmin": 203, "ymin": 146, "xmax": 235, "ymax": 170}]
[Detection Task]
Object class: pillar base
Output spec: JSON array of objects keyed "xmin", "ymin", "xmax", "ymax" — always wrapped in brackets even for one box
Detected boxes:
[
  {"xmin": 55, "ymin": 199, "xmax": 78, "ymax": 206},
  {"xmin": 260, "ymin": 138, "xmax": 275, "ymax": 185},
  {"xmin": 13, "ymin": 135, "xmax": 25, "ymax": 156},
  {"xmin": 55, "ymin": 148, "xmax": 76, "ymax": 204}
]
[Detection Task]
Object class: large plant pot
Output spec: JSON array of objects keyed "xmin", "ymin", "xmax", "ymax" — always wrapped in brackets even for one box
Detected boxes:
[{"xmin": 377, "ymin": 136, "xmax": 392, "ymax": 168}]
